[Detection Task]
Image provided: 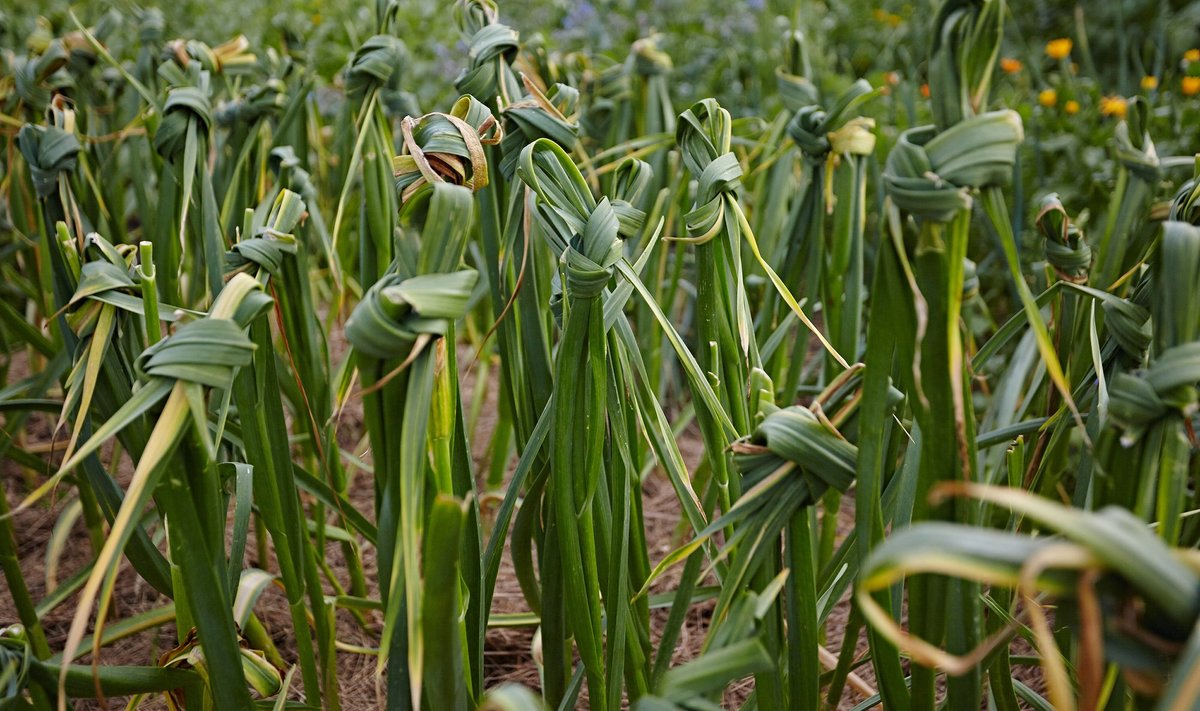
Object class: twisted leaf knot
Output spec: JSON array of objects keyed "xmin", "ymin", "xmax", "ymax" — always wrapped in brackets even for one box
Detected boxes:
[
  {"xmin": 498, "ymin": 77, "xmax": 579, "ymax": 179},
  {"xmin": 1036, "ymin": 194, "xmax": 1091, "ymax": 283},
  {"xmin": 561, "ymin": 199, "xmax": 622, "ymax": 299},
  {"xmin": 1169, "ymin": 170, "xmax": 1200, "ymax": 227},
  {"xmin": 226, "ymin": 190, "xmax": 307, "ymax": 276},
  {"xmin": 1103, "ymin": 296, "xmax": 1152, "ymax": 362},
  {"xmin": 16, "ymin": 122, "xmax": 80, "ymax": 199},
  {"xmin": 579, "ymin": 61, "xmax": 631, "ymax": 142},
  {"xmin": 775, "ymin": 31, "xmax": 818, "ymax": 112},
  {"xmin": 786, "ymin": 80, "xmax": 877, "ymax": 165},
  {"xmin": 346, "ymin": 35, "xmax": 407, "ymax": 100},
  {"xmin": 345, "ymin": 270, "xmax": 479, "ymax": 360},
  {"xmin": 732, "ymin": 405, "xmax": 858, "ymax": 506},
  {"xmin": 1108, "ymin": 342, "xmax": 1200, "ymax": 444},
  {"xmin": 1114, "ymin": 99, "xmax": 1161, "ymax": 183},
  {"xmin": 883, "ymin": 109, "xmax": 1023, "ymax": 222},
  {"xmin": 135, "ymin": 319, "xmax": 256, "ymax": 388},
  {"xmin": 69, "ymin": 235, "xmax": 140, "ymax": 312},
  {"xmin": 163, "ymin": 36, "xmax": 255, "ymax": 76},
  {"xmin": 132, "ymin": 275, "xmax": 270, "ymax": 388},
  {"xmin": 517, "ymin": 139, "xmax": 639, "ymax": 301},
  {"xmin": 216, "ymin": 78, "xmax": 287, "ymax": 126},
  {"xmin": 677, "ymin": 98, "xmax": 741, "ymax": 243},
  {"xmin": 11, "ymin": 41, "xmax": 69, "ymax": 111},
  {"xmin": 454, "ymin": 0, "xmax": 522, "ymax": 107},
  {"xmin": 153, "ymin": 85, "xmax": 214, "ymax": 159},
  {"xmin": 269, "ymin": 146, "xmax": 318, "ymax": 201},
  {"xmin": 138, "ymin": 8, "xmax": 166, "ymax": 45},
  {"xmin": 631, "ymin": 36, "xmax": 672, "ymax": 77},
  {"xmin": 393, "ymin": 95, "xmax": 501, "ymax": 203}
]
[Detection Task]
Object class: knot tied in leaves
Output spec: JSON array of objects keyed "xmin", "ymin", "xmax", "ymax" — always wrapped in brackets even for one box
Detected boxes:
[
  {"xmin": 346, "ymin": 35, "xmax": 407, "ymax": 101},
  {"xmin": 154, "ymin": 84, "xmax": 214, "ymax": 159},
  {"xmin": 1109, "ymin": 221, "xmax": 1200, "ymax": 444},
  {"xmin": 561, "ymin": 199, "xmax": 622, "ymax": 299},
  {"xmin": 454, "ymin": 0, "xmax": 522, "ymax": 107},
  {"xmin": 498, "ymin": 77, "xmax": 579, "ymax": 179},
  {"xmin": 676, "ymin": 98, "xmax": 742, "ymax": 243},
  {"xmin": 162, "ymin": 35, "xmax": 256, "ymax": 76},
  {"xmin": 517, "ymin": 138, "xmax": 642, "ymax": 300},
  {"xmin": 9, "ymin": 40, "xmax": 70, "ymax": 114},
  {"xmin": 1037, "ymin": 194, "xmax": 1091, "ymax": 283},
  {"xmin": 131, "ymin": 275, "xmax": 270, "ymax": 389},
  {"xmin": 1115, "ymin": 98, "xmax": 1161, "ymax": 183},
  {"xmin": 135, "ymin": 319, "xmax": 256, "ymax": 389},
  {"xmin": 269, "ymin": 146, "xmax": 318, "ymax": 201},
  {"xmin": 215, "ymin": 78, "xmax": 287, "ymax": 127},
  {"xmin": 775, "ymin": 30, "xmax": 818, "ymax": 112},
  {"xmin": 640, "ymin": 392, "xmax": 860, "ymax": 606},
  {"xmin": 345, "ymin": 270, "xmax": 479, "ymax": 360},
  {"xmin": 137, "ymin": 8, "xmax": 165, "ymax": 45},
  {"xmin": 1168, "ymin": 157, "xmax": 1200, "ymax": 227},
  {"xmin": 16, "ymin": 122, "xmax": 81, "ymax": 199},
  {"xmin": 393, "ymin": 95, "xmax": 501, "ymax": 203},
  {"xmin": 732, "ymin": 405, "xmax": 857, "ymax": 506},
  {"xmin": 225, "ymin": 190, "xmax": 307, "ymax": 276},
  {"xmin": 1108, "ymin": 343, "xmax": 1200, "ymax": 445},
  {"xmin": 883, "ymin": 109, "xmax": 1023, "ymax": 222},
  {"xmin": 786, "ymin": 79, "xmax": 877, "ymax": 164},
  {"xmin": 68, "ymin": 235, "xmax": 153, "ymax": 316},
  {"xmin": 632, "ymin": 35, "xmax": 672, "ymax": 77}
]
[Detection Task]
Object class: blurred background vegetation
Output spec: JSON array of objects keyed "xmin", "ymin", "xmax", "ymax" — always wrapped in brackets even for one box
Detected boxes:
[{"xmin": 7, "ymin": 1, "xmax": 1200, "ymax": 115}]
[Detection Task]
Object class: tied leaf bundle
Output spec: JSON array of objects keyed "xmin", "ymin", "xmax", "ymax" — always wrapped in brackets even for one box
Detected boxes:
[
  {"xmin": 16, "ymin": 123, "xmax": 80, "ymax": 200},
  {"xmin": 454, "ymin": 0, "xmax": 522, "ymax": 108},
  {"xmin": 393, "ymin": 95, "xmax": 501, "ymax": 203},
  {"xmin": 883, "ymin": 109, "xmax": 1023, "ymax": 223}
]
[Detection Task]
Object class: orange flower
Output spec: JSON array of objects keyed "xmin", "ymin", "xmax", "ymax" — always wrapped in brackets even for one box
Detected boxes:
[
  {"xmin": 885, "ymin": 71, "xmax": 901, "ymax": 86},
  {"xmin": 1099, "ymin": 96, "xmax": 1128, "ymax": 119},
  {"xmin": 1045, "ymin": 38, "xmax": 1073, "ymax": 60},
  {"xmin": 1183, "ymin": 77, "xmax": 1200, "ymax": 96},
  {"xmin": 1141, "ymin": 75, "xmax": 1159, "ymax": 90},
  {"xmin": 1000, "ymin": 57, "xmax": 1023, "ymax": 74},
  {"xmin": 919, "ymin": 83, "xmax": 930, "ymax": 99},
  {"xmin": 1064, "ymin": 100, "xmax": 1080, "ymax": 114},
  {"xmin": 1186, "ymin": 49, "xmax": 1200, "ymax": 63},
  {"xmin": 1038, "ymin": 89, "xmax": 1057, "ymax": 107}
]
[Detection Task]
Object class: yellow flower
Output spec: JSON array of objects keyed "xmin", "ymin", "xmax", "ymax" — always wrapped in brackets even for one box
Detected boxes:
[
  {"xmin": 1000, "ymin": 57, "xmax": 1023, "ymax": 74},
  {"xmin": 873, "ymin": 8, "xmax": 889, "ymax": 22},
  {"xmin": 1064, "ymin": 100, "xmax": 1080, "ymax": 115},
  {"xmin": 1099, "ymin": 96, "xmax": 1128, "ymax": 119},
  {"xmin": 1038, "ymin": 89, "xmax": 1057, "ymax": 107},
  {"xmin": 887, "ymin": 13, "xmax": 902, "ymax": 27},
  {"xmin": 1141, "ymin": 75, "xmax": 1159, "ymax": 90},
  {"xmin": 1186, "ymin": 49, "xmax": 1200, "ymax": 63},
  {"xmin": 1183, "ymin": 77, "xmax": 1200, "ymax": 96},
  {"xmin": 1045, "ymin": 38, "xmax": 1073, "ymax": 60}
]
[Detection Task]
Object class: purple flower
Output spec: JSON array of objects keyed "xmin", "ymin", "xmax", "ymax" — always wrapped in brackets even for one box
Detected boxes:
[{"xmin": 562, "ymin": 1, "xmax": 597, "ymax": 31}]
